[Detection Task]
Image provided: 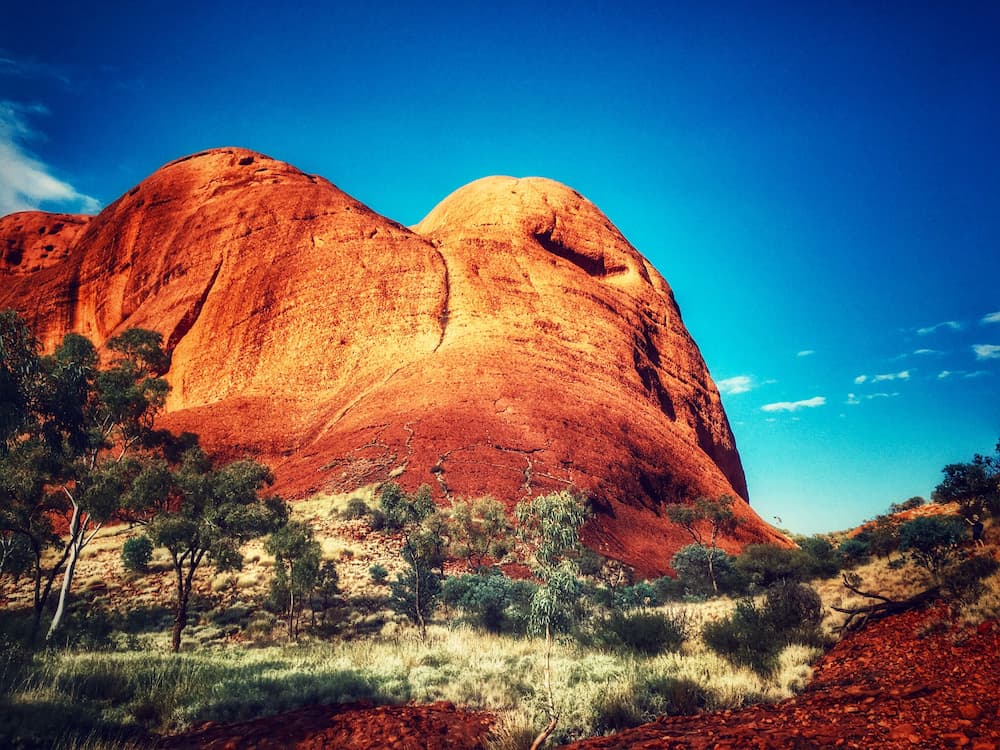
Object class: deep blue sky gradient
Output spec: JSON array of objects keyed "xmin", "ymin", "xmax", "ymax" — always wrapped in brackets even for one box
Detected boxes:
[{"xmin": 2, "ymin": 1, "xmax": 998, "ymax": 533}]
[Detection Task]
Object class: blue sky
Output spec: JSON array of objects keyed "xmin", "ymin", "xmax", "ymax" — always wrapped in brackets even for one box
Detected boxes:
[{"xmin": 2, "ymin": 1, "xmax": 998, "ymax": 534}]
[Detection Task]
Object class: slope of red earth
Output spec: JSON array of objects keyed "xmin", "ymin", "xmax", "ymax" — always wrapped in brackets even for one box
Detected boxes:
[
  {"xmin": 563, "ymin": 606, "xmax": 1000, "ymax": 750},
  {"xmin": 157, "ymin": 607, "xmax": 999, "ymax": 750}
]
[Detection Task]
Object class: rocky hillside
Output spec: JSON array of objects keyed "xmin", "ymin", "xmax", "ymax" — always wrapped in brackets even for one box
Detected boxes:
[{"xmin": 0, "ymin": 147, "xmax": 788, "ymax": 575}]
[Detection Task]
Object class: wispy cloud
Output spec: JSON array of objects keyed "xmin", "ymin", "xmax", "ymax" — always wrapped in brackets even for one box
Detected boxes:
[
  {"xmin": 913, "ymin": 349, "xmax": 938, "ymax": 355},
  {"xmin": 717, "ymin": 375, "xmax": 755, "ymax": 396},
  {"xmin": 0, "ymin": 99, "xmax": 100, "ymax": 216},
  {"xmin": 846, "ymin": 391, "xmax": 898, "ymax": 405},
  {"xmin": 973, "ymin": 344, "xmax": 1000, "ymax": 360},
  {"xmin": 761, "ymin": 396, "xmax": 826, "ymax": 413},
  {"xmin": 982, "ymin": 312, "xmax": 1000, "ymax": 325},
  {"xmin": 796, "ymin": 350, "xmax": 815, "ymax": 357},
  {"xmin": 917, "ymin": 320, "xmax": 962, "ymax": 336},
  {"xmin": 939, "ymin": 369, "xmax": 991, "ymax": 379},
  {"xmin": 854, "ymin": 370, "xmax": 910, "ymax": 385}
]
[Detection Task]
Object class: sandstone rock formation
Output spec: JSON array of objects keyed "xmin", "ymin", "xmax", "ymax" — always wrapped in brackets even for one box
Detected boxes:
[{"xmin": 0, "ymin": 147, "xmax": 788, "ymax": 575}]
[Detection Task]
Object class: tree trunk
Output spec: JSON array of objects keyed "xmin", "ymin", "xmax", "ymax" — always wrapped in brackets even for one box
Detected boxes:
[
  {"xmin": 172, "ymin": 587, "xmax": 190, "ymax": 653},
  {"xmin": 530, "ymin": 622, "xmax": 559, "ymax": 750},
  {"xmin": 46, "ymin": 504, "xmax": 83, "ymax": 640},
  {"xmin": 707, "ymin": 546, "xmax": 719, "ymax": 595}
]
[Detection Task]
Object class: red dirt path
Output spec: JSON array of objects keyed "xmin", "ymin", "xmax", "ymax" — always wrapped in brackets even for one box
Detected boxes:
[{"xmin": 160, "ymin": 606, "xmax": 999, "ymax": 750}]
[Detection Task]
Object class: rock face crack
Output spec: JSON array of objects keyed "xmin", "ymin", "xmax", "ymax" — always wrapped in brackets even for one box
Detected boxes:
[
  {"xmin": 166, "ymin": 258, "xmax": 223, "ymax": 353},
  {"xmin": 432, "ymin": 247, "xmax": 450, "ymax": 352}
]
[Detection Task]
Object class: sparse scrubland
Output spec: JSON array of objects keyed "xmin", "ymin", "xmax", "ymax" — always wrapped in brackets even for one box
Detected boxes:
[{"xmin": 2, "ymin": 312, "xmax": 999, "ymax": 749}]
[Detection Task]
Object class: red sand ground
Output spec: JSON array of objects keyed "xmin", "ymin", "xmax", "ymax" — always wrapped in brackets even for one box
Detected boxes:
[{"xmin": 159, "ymin": 605, "xmax": 999, "ymax": 750}]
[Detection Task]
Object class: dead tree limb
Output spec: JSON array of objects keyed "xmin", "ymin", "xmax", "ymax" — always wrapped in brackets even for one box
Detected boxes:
[{"xmin": 831, "ymin": 573, "xmax": 940, "ymax": 632}]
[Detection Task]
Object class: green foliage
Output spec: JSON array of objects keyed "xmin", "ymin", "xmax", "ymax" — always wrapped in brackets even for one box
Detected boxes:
[
  {"xmin": 341, "ymin": 497, "xmax": 370, "ymax": 520},
  {"xmin": 734, "ymin": 543, "xmax": 804, "ymax": 588},
  {"xmin": 934, "ymin": 441, "xmax": 1000, "ymax": 517},
  {"xmin": 890, "ymin": 496, "xmax": 926, "ymax": 514},
  {"xmin": 378, "ymin": 484, "xmax": 445, "ymax": 636},
  {"xmin": 515, "ymin": 490, "xmax": 590, "ymax": 636},
  {"xmin": 665, "ymin": 496, "xmax": 740, "ymax": 595},
  {"xmin": 604, "ymin": 609, "xmax": 689, "ymax": 655},
  {"xmin": 837, "ymin": 537, "xmax": 870, "ymax": 566},
  {"xmin": 447, "ymin": 496, "xmax": 513, "ymax": 572},
  {"xmin": 369, "ymin": 563, "xmax": 389, "ymax": 584},
  {"xmin": 442, "ymin": 571, "xmax": 536, "ymax": 633},
  {"xmin": 120, "ymin": 535, "xmax": 153, "ymax": 572},
  {"xmin": 590, "ymin": 674, "xmax": 708, "ymax": 733},
  {"xmin": 139, "ymin": 446, "xmax": 288, "ymax": 650},
  {"xmin": 266, "ymin": 521, "xmax": 325, "ymax": 640},
  {"xmin": 377, "ymin": 482, "xmax": 435, "ymax": 531},
  {"xmin": 796, "ymin": 535, "xmax": 841, "ymax": 577},
  {"xmin": 943, "ymin": 554, "xmax": 1000, "ymax": 602},
  {"xmin": 671, "ymin": 543, "xmax": 742, "ymax": 597},
  {"xmin": 859, "ymin": 517, "xmax": 900, "ymax": 559},
  {"xmin": 703, "ymin": 581, "xmax": 823, "ymax": 676},
  {"xmin": 898, "ymin": 515, "xmax": 965, "ymax": 575}
]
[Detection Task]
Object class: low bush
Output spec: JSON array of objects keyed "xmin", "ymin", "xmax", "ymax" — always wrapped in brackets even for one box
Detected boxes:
[
  {"xmin": 604, "ymin": 609, "xmax": 688, "ymax": 655},
  {"xmin": 121, "ymin": 536, "xmax": 154, "ymax": 573},
  {"xmin": 899, "ymin": 515, "xmax": 966, "ymax": 575},
  {"xmin": 837, "ymin": 537, "xmax": 870, "ymax": 566},
  {"xmin": 341, "ymin": 497, "xmax": 370, "ymax": 520},
  {"xmin": 703, "ymin": 581, "xmax": 824, "ymax": 675},
  {"xmin": 944, "ymin": 554, "xmax": 1000, "ymax": 602},
  {"xmin": 442, "ymin": 572, "xmax": 536, "ymax": 634}
]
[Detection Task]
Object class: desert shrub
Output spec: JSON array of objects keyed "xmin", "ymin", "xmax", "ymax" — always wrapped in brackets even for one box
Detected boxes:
[
  {"xmin": 121, "ymin": 535, "xmax": 154, "ymax": 573},
  {"xmin": 342, "ymin": 497, "xmax": 370, "ymax": 520},
  {"xmin": 612, "ymin": 581, "xmax": 658, "ymax": 610},
  {"xmin": 651, "ymin": 575, "xmax": 685, "ymax": 602},
  {"xmin": 890, "ymin": 496, "xmax": 927, "ymax": 514},
  {"xmin": 796, "ymin": 535, "xmax": 841, "ymax": 578},
  {"xmin": 735, "ymin": 544, "xmax": 805, "ymax": 588},
  {"xmin": 604, "ymin": 608, "xmax": 688, "ymax": 655},
  {"xmin": 837, "ymin": 537, "xmax": 870, "ymax": 566},
  {"xmin": 862, "ymin": 517, "xmax": 901, "ymax": 558},
  {"xmin": 703, "ymin": 581, "xmax": 824, "ymax": 675},
  {"xmin": 944, "ymin": 554, "xmax": 1000, "ymax": 601},
  {"xmin": 444, "ymin": 572, "xmax": 520, "ymax": 633},
  {"xmin": 899, "ymin": 515, "xmax": 965, "ymax": 575},
  {"xmin": 638, "ymin": 674, "xmax": 708, "ymax": 716},
  {"xmin": 762, "ymin": 579, "xmax": 823, "ymax": 640},
  {"xmin": 703, "ymin": 599, "xmax": 776, "ymax": 675},
  {"xmin": 369, "ymin": 509, "xmax": 388, "ymax": 532},
  {"xmin": 369, "ymin": 563, "xmax": 389, "ymax": 584},
  {"xmin": 671, "ymin": 544, "xmax": 743, "ymax": 597}
]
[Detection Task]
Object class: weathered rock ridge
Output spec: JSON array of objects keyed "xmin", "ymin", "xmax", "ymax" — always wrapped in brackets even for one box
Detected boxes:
[{"xmin": 0, "ymin": 147, "xmax": 787, "ymax": 575}]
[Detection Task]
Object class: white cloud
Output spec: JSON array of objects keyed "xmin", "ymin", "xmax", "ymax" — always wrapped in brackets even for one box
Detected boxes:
[
  {"xmin": 796, "ymin": 350, "xmax": 815, "ymax": 357},
  {"xmin": 938, "ymin": 370, "xmax": 953, "ymax": 379},
  {"xmin": 716, "ymin": 375, "xmax": 754, "ymax": 395},
  {"xmin": 973, "ymin": 344, "xmax": 1000, "ymax": 360},
  {"xmin": 761, "ymin": 396, "xmax": 826, "ymax": 413},
  {"xmin": 982, "ymin": 312, "xmax": 1000, "ymax": 324},
  {"xmin": 873, "ymin": 370, "xmax": 910, "ymax": 382},
  {"xmin": 846, "ymin": 391, "xmax": 898, "ymax": 404},
  {"xmin": 913, "ymin": 349, "xmax": 938, "ymax": 355},
  {"xmin": 854, "ymin": 375, "xmax": 868, "ymax": 385},
  {"xmin": 0, "ymin": 100, "xmax": 100, "ymax": 216},
  {"xmin": 965, "ymin": 371, "xmax": 989, "ymax": 379},
  {"xmin": 917, "ymin": 320, "xmax": 962, "ymax": 336}
]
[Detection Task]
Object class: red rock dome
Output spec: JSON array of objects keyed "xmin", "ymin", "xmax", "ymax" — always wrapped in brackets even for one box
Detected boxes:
[{"xmin": 0, "ymin": 148, "xmax": 788, "ymax": 575}]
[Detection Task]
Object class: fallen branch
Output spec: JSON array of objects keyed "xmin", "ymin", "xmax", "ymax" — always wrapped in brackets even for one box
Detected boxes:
[{"xmin": 831, "ymin": 573, "xmax": 940, "ymax": 632}]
